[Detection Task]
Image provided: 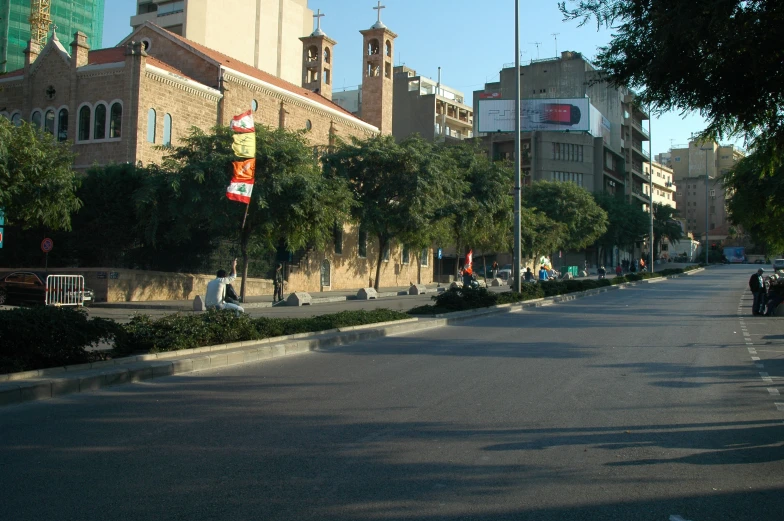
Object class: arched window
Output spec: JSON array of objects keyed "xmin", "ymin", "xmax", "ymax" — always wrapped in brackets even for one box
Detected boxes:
[
  {"xmin": 109, "ymin": 102, "xmax": 122, "ymax": 138},
  {"xmin": 307, "ymin": 45, "xmax": 318, "ymax": 62},
  {"xmin": 94, "ymin": 103, "xmax": 107, "ymax": 140},
  {"xmin": 368, "ymin": 39, "xmax": 379, "ymax": 55},
  {"xmin": 11, "ymin": 113, "xmax": 22, "ymax": 126},
  {"xmin": 147, "ymin": 108, "xmax": 156, "ymax": 143},
  {"xmin": 44, "ymin": 110, "xmax": 55, "ymax": 134},
  {"xmin": 324, "ymin": 47, "xmax": 331, "ymax": 63},
  {"xmin": 385, "ymin": 40, "xmax": 392, "ymax": 57},
  {"xmin": 78, "ymin": 106, "xmax": 91, "ymax": 141},
  {"xmin": 31, "ymin": 110, "xmax": 42, "ymax": 128},
  {"xmin": 57, "ymin": 108, "xmax": 69, "ymax": 142},
  {"xmin": 163, "ymin": 113, "xmax": 172, "ymax": 146}
]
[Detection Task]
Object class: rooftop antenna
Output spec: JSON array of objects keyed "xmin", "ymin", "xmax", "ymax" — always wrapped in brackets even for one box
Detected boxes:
[
  {"xmin": 552, "ymin": 33, "xmax": 560, "ymax": 57},
  {"xmin": 529, "ymin": 42, "xmax": 541, "ymax": 60}
]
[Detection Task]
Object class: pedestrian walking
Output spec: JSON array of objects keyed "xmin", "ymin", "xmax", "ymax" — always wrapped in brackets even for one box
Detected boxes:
[
  {"xmin": 205, "ymin": 258, "xmax": 245, "ymax": 316},
  {"xmin": 273, "ymin": 263, "xmax": 285, "ymax": 303},
  {"xmin": 615, "ymin": 264, "xmax": 623, "ymax": 277},
  {"xmin": 492, "ymin": 261, "xmax": 499, "ymax": 279},
  {"xmin": 749, "ymin": 268, "xmax": 766, "ymax": 315}
]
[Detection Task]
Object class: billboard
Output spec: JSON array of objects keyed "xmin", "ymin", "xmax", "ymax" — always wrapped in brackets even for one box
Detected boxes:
[{"xmin": 477, "ymin": 98, "xmax": 609, "ymax": 138}]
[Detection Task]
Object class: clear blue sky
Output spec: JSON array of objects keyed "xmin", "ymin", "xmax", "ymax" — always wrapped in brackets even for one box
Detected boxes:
[{"xmin": 102, "ymin": 0, "xmax": 730, "ymax": 158}]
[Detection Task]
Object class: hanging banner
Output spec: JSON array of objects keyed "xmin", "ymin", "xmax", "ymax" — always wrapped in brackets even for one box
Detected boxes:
[
  {"xmin": 232, "ymin": 132, "xmax": 256, "ymax": 158},
  {"xmin": 230, "ymin": 110, "xmax": 255, "ymax": 133}
]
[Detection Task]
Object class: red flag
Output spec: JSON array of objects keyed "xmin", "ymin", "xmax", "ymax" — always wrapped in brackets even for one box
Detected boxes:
[{"xmin": 464, "ymin": 249, "xmax": 473, "ymax": 275}]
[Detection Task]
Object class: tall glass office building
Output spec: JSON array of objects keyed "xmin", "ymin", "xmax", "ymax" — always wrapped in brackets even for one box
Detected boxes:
[{"xmin": 0, "ymin": 0, "xmax": 104, "ymax": 73}]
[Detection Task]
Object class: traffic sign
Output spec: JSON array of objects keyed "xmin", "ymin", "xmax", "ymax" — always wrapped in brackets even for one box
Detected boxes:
[
  {"xmin": 437, "ymin": 248, "xmax": 443, "ymax": 260},
  {"xmin": 0, "ymin": 228, "xmax": 3, "ymax": 249},
  {"xmin": 41, "ymin": 237, "xmax": 53, "ymax": 253}
]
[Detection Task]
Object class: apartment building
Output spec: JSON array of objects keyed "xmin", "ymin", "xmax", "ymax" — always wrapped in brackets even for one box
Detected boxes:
[
  {"xmin": 332, "ymin": 65, "xmax": 474, "ymax": 142},
  {"xmin": 669, "ymin": 141, "xmax": 744, "ymax": 181},
  {"xmin": 130, "ymin": 0, "xmax": 312, "ymax": 85},
  {"xmin": 472, "ymin": 51, "xmax": 642, "ymax": 203},
  {"xmin": 645, "ymin": 161, "xmax": 676, "ymax": 208}
]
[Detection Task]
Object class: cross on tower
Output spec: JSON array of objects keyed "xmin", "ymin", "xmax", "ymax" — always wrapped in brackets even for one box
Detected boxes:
[
  {"xmin": 373, "ymin": 1, "xmax": 385, "ymax": 24},
  {"xmin": 313, "ymin": 9, "xmax": 324, "ymax": 32}
]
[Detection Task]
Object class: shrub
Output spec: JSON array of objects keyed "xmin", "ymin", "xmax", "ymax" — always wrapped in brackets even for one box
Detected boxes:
[
  {"xmin": 431, "ymin": 287, "xmax": 498, "ymax": 311},
  {"xmin": 115, "ymin": 308, "xmax": 410, "ymax": 356},
  {"xmin": 0, "ymin": 306, "xmax": 118, "ymax": 373}
]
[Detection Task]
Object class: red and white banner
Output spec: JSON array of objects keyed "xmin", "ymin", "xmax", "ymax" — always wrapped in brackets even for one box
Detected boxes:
[
  {"xmin": 230, "ymin": 110, "xmax": 255, "ymax": 133},
  {"xmin": 226, "ymin": 158, "xmax": 256, "ymax": 204}
]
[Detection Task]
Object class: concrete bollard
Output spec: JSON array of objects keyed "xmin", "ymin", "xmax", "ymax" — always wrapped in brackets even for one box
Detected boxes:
[
  {"xmin": 357, "ymin": 288, "xmax": 378, "ymax": 300},
  {"xmin": 286, "ymin": 292, "xmax": 312, "ymax": 306},
  {"xmin": 409, "ymin": 284, "xmax": 428, "ymax": 295},
  {"xmin": 193, "ymin": 295, "xmax": 206, "ymax": 311}
]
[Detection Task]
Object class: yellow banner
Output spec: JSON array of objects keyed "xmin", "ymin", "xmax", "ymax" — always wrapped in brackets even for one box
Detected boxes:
[{"xmin": 232, "ymin": 133, "xmax": 256, "ymax": 159}]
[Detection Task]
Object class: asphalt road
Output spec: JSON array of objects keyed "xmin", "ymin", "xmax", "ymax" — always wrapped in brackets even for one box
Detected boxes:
[{"xmin": 2, "ymin": 264, "xmax": 783, "ymax": 520}]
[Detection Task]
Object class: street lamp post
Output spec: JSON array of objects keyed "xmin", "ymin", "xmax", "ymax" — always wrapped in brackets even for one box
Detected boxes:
[
  {"xmin": 512, "ymin": 0, "xmax": 522, "ymax": 292},
  {"xmin": 700, "ymin": 146, "xmax": 712, "ymax": 264}
]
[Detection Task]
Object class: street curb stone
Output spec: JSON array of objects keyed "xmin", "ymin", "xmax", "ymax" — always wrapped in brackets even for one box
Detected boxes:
[{"xmin": 0, "ymin": 268, "xmax": 703, "ymax": 407}]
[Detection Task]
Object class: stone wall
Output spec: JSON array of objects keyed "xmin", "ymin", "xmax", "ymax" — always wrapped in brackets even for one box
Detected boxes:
[{"xmin": 0, "ymin": 268, "xmax": 274, "ymax": 303}]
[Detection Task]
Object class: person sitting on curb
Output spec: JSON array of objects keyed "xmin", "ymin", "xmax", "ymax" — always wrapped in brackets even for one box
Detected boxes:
[
  {"xmin": 538, "ymin": 266, "xmax": 549, "ymax": 281},
  {"xmin": 205, "ymin": 258, "xmax": 245, "ymax": 316}
]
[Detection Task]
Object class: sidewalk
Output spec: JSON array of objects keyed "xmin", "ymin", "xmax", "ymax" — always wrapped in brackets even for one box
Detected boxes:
[{"xmin": 91, "ymin": 283, "xmax": 448, "ymax": 311}]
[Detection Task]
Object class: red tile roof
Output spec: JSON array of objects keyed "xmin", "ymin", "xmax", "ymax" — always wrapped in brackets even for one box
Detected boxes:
[
  {"xmin": 156, "ymin": 25, "xmax": 361, "ymax": 121},
  {"xmin": 87, "ymin": 47, "xmax": 126, "ymax": 65}
]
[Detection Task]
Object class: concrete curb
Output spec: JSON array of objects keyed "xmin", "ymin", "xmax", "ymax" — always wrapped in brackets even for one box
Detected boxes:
[{"xmin": 0, "ymin": 267, "xmax": 703, "ymax": 408}]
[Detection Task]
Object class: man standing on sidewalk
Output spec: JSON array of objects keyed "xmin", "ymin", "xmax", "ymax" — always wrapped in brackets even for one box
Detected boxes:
[
  {"xmin": 273, "ymin": 264, "xmax": 285, "ymax": 303},
  {"xmin": 206, "ymin": 259, "xmax": 245, "ymax": 316},
  {"xmin": 749, "ymin": 267, "xmax": 766, "ymax": 315}
]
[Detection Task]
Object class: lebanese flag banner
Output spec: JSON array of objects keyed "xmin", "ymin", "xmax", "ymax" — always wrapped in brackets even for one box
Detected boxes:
[
  {"xmin": 230, "ymin": 110, "xmax": 255, "ymax": 133},
  {"xmin": 227, "ymin": 159, "xmax": 255, "ymax": 203},
  {"xmin": 464, "ymin": 249, "xmax": 473, "ymax": 274},
  {"xmin": 232, "ymin": 132, "xmax": 256, "ymax": 158}
]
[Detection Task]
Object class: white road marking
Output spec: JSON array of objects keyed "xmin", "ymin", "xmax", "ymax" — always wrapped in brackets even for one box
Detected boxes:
[
  {"xmin": 748, "ymin": 348, "xmax": 757, "ymax": 354},
  {"xmin": 670, "ymin": 515, "xmax": 693, "ymax": 521},
  {"xmin": 756, "ymin": 363, "xmax": 765, "ymax": 369},
  {"xmin": 776, "ymin": 403, "xmax": 784, "ymax": 412},
  {"xmin": 752, "ymin": 356, "xmax": 760, "ymax": 361},
  {"xmin": 767, "ymin": 388, "xmax": 780, "ymax": 396},
  {"xmin": 760, "ymin": 372, "xmax": 773, "ymax": 383}
]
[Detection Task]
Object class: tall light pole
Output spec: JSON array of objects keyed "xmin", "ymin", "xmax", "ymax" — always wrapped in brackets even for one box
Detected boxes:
[
  {"xmin": 700, "ymin": 145, "xmax": 712, "ymax": 264},
  {"xmin": 512, "ymin": 0, "xmax": 522, "ymax": 292},
  {"xmin": 648, "ymin": 108, "xmax": 654, "ymax": 273}
]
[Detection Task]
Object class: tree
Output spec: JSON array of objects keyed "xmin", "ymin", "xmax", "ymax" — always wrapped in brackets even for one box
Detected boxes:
[
  {"xmin": 652, "ymin": 203, "xmax": 684, "ymax": 260},
  {"xmin": 0, "ymin": 118, "xmax": 82, "ymax": 230},
  {"xmin": 322, "ymin": 134, "xmax": 453, "ymax": 290},
  {"xmin": 519, "ymin": 207, "xmax": 568, "ymax": 270},
  {"xmin": 724, "ymin": 135, "xmax": 784, "ymax": 254},
  {"xmin": 436, "ymin": 141, "xmax": 514, "ymax": 276},
  {"xmin": 138, "ymin": 125, "xmax": 352, "ymax": 298},
  {"xmin": 522, "ymin": 180, "xmax": 608, "ymax": 251},
  {"xmin": 593, "ymin": 191, "xmax": 648, "ymax": 262},
  {"xmin": 560, "ymin": 1, "xmax": 784, "ymax": 145}
]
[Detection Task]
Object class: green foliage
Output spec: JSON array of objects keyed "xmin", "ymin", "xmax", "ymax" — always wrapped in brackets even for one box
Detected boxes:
[
  {"xmin": 0, "ymin": 307, "xmax": 118, "ymax": 373},
  {"xmin": 114, "ymin": 308, "xmax": 410, "ymax": 356},
  {"xmin": 519, "ymin": 206, "xmax": 568, "ymax": 262},
  {"xmin": 593, "ymin": 191, "xmax": 648, "ymax": 252},
  {"xmin": 435, "ymin": 141, "xmax": 514, "ymax": 259},
  {"xmin": 523, "ymin": 180, "xmax": 608, "ymax": 251},
  {"xmin": 0, "ymin": 118, "xmax": 82, "ymax": 231},
  {"xmin": 652, "ymin": 203, "xmax": 684, "ymax": 257},
  {"xmin": 724, "ymin": 136, "xmax": 784, "ymax": 254},
  {"xmin": 432, "ymin": 287, "xmax": 498, "ymax": 311},
  {"xmin": 560, "ymin": 1, "xmax": 784, "ymax": 145},
  {"xmin": 322, "ymin": 134, "xmax": 455, "ymax": 289}
]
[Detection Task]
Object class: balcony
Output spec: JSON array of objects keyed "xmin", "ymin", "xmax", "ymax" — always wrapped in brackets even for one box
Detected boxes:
[
  {"xmin": 631, "ymin": 119, "xmax": 650, "ymax": 140},
  {"xmin": 631, "ymin": 186, "xmax": 651, "ymax": 202},
  {"xmin": 631, "ymin": 142, "xmax": 650, "ymax": 161},
  {"xmin": 629, "ymin": 162, "xmax": 650, "ymax": 181}
]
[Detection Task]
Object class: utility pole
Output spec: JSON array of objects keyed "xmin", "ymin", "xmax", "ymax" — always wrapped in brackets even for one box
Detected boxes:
[
  {"xmin": 552, "ymin": 33, "xmax": 559, "ymax": 57},
  {"xmin": 513, "ymin": 1, "xmax": 522, "ymax": 292}
]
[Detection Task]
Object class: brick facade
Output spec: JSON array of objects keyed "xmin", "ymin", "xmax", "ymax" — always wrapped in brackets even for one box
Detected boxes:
[{"xmin": 0, "ymin": 21, "xmax": 434, "ymax": 294}]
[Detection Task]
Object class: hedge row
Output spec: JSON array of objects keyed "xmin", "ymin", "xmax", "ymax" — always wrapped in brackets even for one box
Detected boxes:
[
  {"xmin": 0, "ymin": 307, "xmax": 117, "ymax": 374},
  {"xmin": 408, "ymin": 265, "xmax": 699, "ymax": 315},
  {"xmin": 0, "ymin": 307, "xmax": 410, "ymax": 373}
]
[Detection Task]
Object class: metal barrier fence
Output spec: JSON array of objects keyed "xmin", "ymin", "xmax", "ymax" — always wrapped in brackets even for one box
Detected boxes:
[{"xmin": 45, "ymin": 275, "xmax": 85, "ymax": 306}]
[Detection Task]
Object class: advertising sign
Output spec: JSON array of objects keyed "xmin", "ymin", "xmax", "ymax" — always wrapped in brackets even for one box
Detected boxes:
[{"xmin": 477, "ymin": 98, "xmax": 609, "ymax": 137}]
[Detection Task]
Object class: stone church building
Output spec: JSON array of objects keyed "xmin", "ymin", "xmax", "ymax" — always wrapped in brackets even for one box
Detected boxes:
[{"xmin": 0, "ymin": 11, "xmax": 434, "ymax": 295}]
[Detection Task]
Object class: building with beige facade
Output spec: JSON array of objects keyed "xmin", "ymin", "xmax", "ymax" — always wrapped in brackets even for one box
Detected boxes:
[
  {"xmin": 130, "ymin": 0, "xmax": 312, "ymax": 85},
  {"xmin": 0, "ymin": 7, "xmax": 435, "ymax": 296}
]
